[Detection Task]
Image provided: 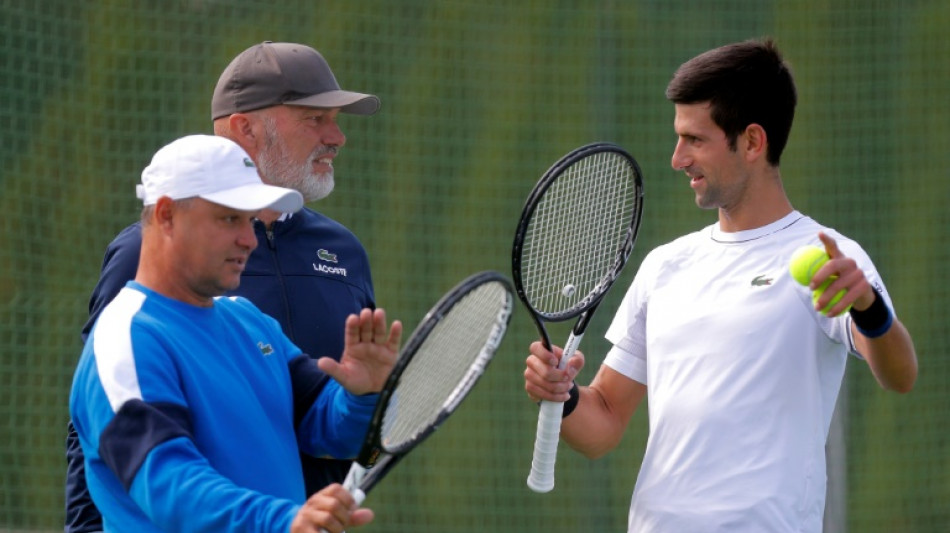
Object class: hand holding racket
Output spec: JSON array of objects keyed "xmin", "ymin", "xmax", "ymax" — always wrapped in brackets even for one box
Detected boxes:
[
  {"xmin": 512, "ymin": 142, "xmax": 644, "ymax": 493},
  {"xmin": 328, "ymin": 271, "xmax": 514, "ymax": 518}
]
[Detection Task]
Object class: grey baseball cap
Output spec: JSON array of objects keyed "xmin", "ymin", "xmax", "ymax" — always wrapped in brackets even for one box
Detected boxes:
[{"xmin": 211, "ymin": 41, "xmax": 380, "ymax": 120}]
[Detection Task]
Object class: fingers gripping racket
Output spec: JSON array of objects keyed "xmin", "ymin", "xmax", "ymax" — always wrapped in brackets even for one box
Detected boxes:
[
  {"xmin": 513, "ymin": 142, "xmax": 644, "ymax": 493},
  {"xmin": 340, "ymin": 271, "xmax": 514, "ymax": 505}
]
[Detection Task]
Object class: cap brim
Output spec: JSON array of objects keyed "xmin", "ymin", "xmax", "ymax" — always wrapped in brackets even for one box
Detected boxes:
[
  {"xmin": 201, "ymin": 183, "xmax": 304, "ymax": 213},
  {"xmin": 286, "ymin": 90, "xmax": 380, "ymax": 115}
]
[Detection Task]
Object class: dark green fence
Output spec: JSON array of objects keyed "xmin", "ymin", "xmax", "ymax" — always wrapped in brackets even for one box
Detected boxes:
[{"xmin": 2, "ymin": 1, "xmax": 948, "ymax": 531}]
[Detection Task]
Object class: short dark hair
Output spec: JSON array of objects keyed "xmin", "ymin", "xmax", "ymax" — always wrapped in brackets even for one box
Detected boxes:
[{"xmin": 665, "ymin": 38, "xmax": 797, "ymax": 166}]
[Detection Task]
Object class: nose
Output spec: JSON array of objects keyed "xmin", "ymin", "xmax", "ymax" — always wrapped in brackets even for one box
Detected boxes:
[
  {"xmin": 323, "ymin": 119, "xmax": 346, "ymax": 148},
  {"xmin": 238, "ymin": 220, "xmax": 258, "ymax": 250},
  {"xmin": 671, "ymin": 139, "xmax": 689, "ymax": 171}
]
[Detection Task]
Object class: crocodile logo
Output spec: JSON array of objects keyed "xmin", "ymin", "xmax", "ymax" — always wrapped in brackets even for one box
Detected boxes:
[
  {"xmin": 751, "ymin": 275, "xmax": 773, "ymax": 287},
  {"xmin": 317, "ymin": 249, "xmax": 338, "ymax": 263}
]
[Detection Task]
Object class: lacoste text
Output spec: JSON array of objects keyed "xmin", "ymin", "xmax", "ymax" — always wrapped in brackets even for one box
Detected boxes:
[{"xmin": 313, "ymin": 263, "xmax": 348, "ymax": 277}]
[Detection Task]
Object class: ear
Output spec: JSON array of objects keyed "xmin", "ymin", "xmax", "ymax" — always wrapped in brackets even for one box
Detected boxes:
[
  {"xmin": 153, "ymin": 196, "xmax": 177, "ymax": 232},
  {"xmin": 742, "ymin": 123, "xmax": 768, "ymax": 163},
  {"xmin": 226, "ymin": 113, "xmax": 260, "ymax": 156}
]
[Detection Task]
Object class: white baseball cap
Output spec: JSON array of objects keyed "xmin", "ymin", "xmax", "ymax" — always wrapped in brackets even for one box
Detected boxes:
[{"xmin": 136, "ymin": 134, "xmax": 304, "ymax": 213}]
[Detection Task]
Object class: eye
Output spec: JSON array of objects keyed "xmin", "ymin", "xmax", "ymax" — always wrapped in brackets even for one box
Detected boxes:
[{"xmin": 304, "ymin": 112, "xmax": 326, "ymax": 125}]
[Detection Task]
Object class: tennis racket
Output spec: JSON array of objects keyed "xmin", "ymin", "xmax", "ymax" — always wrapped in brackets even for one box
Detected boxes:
[
  {"xmin": 513, "ymin": 142, "xmax": 644, "ymax": 493},
  {"xmin": 339, "ymin": 270, "xmax": 514, "ymax": 505}
]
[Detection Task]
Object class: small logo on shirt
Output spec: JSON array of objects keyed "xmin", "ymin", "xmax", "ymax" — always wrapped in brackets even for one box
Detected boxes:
[
  {"xmin": 317, "ymin": 248, "xmax": 338, "ymax": 263},
  {"xmin": 258, "ymin": 342, "xmax": 274, "ymax": 356},
  {"xmin": 313, "ymin": 248, "xmax": 347, "ymax": 277},
  {"xmin": 751, "ymin": 275, "xmax": 773, "ymax": 287},
  {"xmin": 243, "ymin": 157, "xmax": 256, "ymax": 168}
]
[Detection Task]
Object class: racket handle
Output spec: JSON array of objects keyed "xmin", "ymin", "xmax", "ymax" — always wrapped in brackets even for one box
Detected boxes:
[
  {"xmin": 526, "ymin": 331, "xmax": 584, "ymax": 493},
  {"xmin": 318, "ymin": 463, "xmax": 369, "ymax": 533},
  {"xmin": 342, "ymin": 461, "xmax": 364, "ymax": 493}
]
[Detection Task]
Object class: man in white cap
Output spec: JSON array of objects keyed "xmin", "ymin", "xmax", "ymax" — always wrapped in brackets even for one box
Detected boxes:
[
  {"xmin": 69, "ymin": 135, "xmax": 401, "ymax": 533},
  {"xmin": 66, "ymin": 43, "xmax": 390, "ymax": 532}
]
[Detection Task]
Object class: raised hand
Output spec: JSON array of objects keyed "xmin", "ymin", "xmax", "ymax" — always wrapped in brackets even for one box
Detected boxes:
[{"xmin": 318, "ymin": 308, "xmax": 402, "ymax": 395}]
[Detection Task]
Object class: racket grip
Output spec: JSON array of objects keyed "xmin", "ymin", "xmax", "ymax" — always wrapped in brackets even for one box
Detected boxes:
[
  {"xmin": 526, "ymin": 331, "xmax": 584, "ymax": 493},
  {"xmin": 342, "ymin": 462, "xmax": 363, "ymax": 493},
  {"xmin": 527, "ymin": 399, "xmax": 564, "ymax": 492},
  {"xmin": 317, "ymin": 464, "xmax": 368, "ymax": 533}
]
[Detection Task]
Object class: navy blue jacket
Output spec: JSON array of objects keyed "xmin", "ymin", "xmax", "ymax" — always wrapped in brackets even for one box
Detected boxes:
[{"xmin": 65, "ymin": 207, "xmax": 375, "ymax": 533}]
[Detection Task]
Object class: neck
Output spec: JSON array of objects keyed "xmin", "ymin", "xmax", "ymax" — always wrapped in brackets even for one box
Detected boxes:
[
  {"xmin": 255, "ymin": 208, "xmax": 282, "ymax": 228},
  {"xmin": 717, "ymin": 167, "xmax": 793, "ymax": 232},
  {"xmin": 135, "ymin": 234, "xmax": 214, "ymax": 308}
]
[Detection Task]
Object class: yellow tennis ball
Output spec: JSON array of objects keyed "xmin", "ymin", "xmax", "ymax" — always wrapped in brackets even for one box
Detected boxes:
[
  {"xmin": 789, "ymin": 245, "xmax": 828, "ymax": 286},
  {"xmin": 790, "ymin": 245, "xmax": 851, "ymax": 316},
  {"xmin": 812, "ymin": 279, "xmax": 850, "ymax": 316}
]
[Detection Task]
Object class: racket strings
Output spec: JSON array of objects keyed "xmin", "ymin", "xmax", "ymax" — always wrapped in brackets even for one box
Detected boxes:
[
  {"xmin": 522, "ymin": 152, "xmax": 638, "ymax": 318},
  {"xmin": 380, "ymin": 281, "xmax": 510, "ymax": 450}
]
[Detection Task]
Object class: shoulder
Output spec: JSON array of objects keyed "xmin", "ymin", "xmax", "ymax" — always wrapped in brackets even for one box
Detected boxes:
[
  {"xmin": 96, "ymin": 222, "xmax": 144, "ymax": 269},
  {"xmin": 285, "ymin": 208, "xmax": 371, "ymax": 264},
  {"xmin": 215, "ymin": 294, "xmax": 261, "ymax": 315},
  {"xmin": 643, "ymin": 222, "xmax": 714, "ymax": 265},
  {"xmin": 94, "ymin": 286, "xmax": 147, "ymax": 340},
  {"xmin": 106, "ymin": 222, "xmax": 144, "ymax": 251},
  {"xmin": 294, "ymin": 208, "xmax": 360, "ymax": 239},
  {"xmin": 214, "ymin": 295, "xmax": 282, "ymax": 328},
  {"xmin": 785, "ymin": 214, "xmax": 870, "ymax": 261}
]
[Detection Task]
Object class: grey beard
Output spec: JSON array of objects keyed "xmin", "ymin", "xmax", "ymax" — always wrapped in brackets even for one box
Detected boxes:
[
  {"xmin": 296, "ymin": 172, "xmax": 335, "ymax": 203},
  {"xmin": 255, "ymin": 151, "xmax": 335, "ymax": 203}
]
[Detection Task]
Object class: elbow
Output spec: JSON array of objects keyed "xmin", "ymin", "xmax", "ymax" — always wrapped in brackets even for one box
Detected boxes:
[
  {"xmin": 566, "ymin": 434, "xmax": 622, "ymax": 460},
  {"xmin": 880, "ymin": 362, "xmax": 918, "ymax": 394},
  {"xmin": 887, "ymin": 371, "xmax": 917, "ymax": 394},
  {"xmin": 570, "ymin": 445, "xmax": 610, "ymax": 461},
  {"xmin": 581, "ymin": 448, "xmax": 612, "ymax": 461},
  {"xmin": 892, "ymin": 383, "xmax": 914, "ymax": 394},
  {"xmin": 887, "ymin": 380, "xmax": 915, "ymax": 395}
]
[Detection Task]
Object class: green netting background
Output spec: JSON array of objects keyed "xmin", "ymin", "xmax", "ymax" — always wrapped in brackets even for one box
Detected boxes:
[{"xmin": 2, "ymin": 0, "xmax": 948, "ymax": 531}]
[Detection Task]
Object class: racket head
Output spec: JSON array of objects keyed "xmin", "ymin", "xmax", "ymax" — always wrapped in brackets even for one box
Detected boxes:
[
  {"xmin": 511, "ymin": 142, "xmax": 644, "ymax": 323},
  {"xmin": 355, "ymin": 270, "xmax": 514, "ymax": 465}
]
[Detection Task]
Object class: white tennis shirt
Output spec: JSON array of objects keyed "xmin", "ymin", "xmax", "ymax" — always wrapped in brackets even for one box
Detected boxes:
[{"xmin": 604, "ymin": 211, "xmax": 890, "ymax": 532}]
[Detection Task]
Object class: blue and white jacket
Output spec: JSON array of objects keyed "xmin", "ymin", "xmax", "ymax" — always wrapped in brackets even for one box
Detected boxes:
[
  {"xmin": 70, "ymin": 282, "xmax": 377, "ymax": 532},
  {"xmin": 66, "ymin": 207, "xmax": 375, "ymax": 532}
]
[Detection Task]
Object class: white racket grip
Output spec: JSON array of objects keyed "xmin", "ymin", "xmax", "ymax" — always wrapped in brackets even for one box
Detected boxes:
[
  {"xmin": 342, "ymin": 461, "xmax": 367, "ymax": 495},
  {"xmin": 319, "ymin": 463, "xmax": 369, "ymax": 533},
  {"xmin": 526, "ymin": 331, "xmax": 584, "ymax": 493}
]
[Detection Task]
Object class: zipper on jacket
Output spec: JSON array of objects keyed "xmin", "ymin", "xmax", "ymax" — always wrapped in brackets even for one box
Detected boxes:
[
  {"xmin": 265, "ymin": 226, "xmax": 276, "ymax": 250},
  {"xmin": 259, "ymin": 219, "xmax": 297, "ymax": 343}
]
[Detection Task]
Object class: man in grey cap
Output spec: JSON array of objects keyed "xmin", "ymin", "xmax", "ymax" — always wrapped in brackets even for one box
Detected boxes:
[{"xmin": 66, "ymin": 42, "xmax": 391, "ymax": 533}]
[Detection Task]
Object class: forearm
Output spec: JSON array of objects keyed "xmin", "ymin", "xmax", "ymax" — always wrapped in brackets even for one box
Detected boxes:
[
  {"xmin": 559, "ymin": 388, "xmax": 624, "ymax": 459},
  {"xmin": 132, "ymin": 439, "xmax": 298, "ymax": 532},
  {"xmin": 855, "ymin": 318, "xmax": 917, "ymax": 393},
  {"xmin": 560, "ymin": 372, "xmax": 646, "ymax": 459},
  {"xmin": 849, "ymin": 286, "xmax": 917, "ymax": 392},
  {"xmin": 299, "ymin": 379, "xmax": 378, "ymax": 458}
]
